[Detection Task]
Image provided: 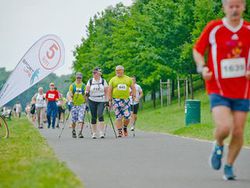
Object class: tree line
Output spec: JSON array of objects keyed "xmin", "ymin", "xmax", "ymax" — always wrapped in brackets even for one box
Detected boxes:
[{"xmin": 73, "ymin": 0, "xmax": 250, "ymax": 105}]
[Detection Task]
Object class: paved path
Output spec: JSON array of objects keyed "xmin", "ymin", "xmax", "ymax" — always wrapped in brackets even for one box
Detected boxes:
[{"xmin": 39, "ymin": 125, "xmax": 250, "ymax": 188}]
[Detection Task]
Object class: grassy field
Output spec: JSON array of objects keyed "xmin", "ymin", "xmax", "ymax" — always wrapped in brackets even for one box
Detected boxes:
[
  {"xmin": 0, "ymin": 117, "xmax": 83, "ymax": 188},
  {"xmin": 137, "ymin": 89, "xmax": 250, "ymax": 146}
]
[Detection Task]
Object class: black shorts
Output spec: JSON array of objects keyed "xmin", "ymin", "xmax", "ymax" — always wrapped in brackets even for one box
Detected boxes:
[{"xmin": 131, "ymin": 103, "xmax": 139, "ymax": 114}]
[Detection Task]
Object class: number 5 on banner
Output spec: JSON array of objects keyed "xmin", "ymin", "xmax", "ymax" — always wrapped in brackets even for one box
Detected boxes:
[{"xmin": 47, "ymin": 43, "xmax": 59, "ymax": 59}]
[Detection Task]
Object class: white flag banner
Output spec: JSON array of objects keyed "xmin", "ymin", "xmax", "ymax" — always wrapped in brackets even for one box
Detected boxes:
[{"xmin": 0, "ymin": 34, "xmax": 65, "ymax": 107}]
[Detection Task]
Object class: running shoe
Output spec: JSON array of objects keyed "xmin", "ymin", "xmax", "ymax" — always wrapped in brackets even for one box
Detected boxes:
[
  {"xmin": 118, "ymin": 129, "xmax": 123, "ymax": 138},
  {"xmin": 130, "ymin": 125, "xmax": 135, "ymax": 131},
  {"xmin": 72, "ymin": 129, "xmax": 77, "ymax": 138},
  {"xmin": 99, "ymin": 132, "xmax": 105, "ymax": 139},
  {"xmin": 210, "ymin": 142, "xmax": 224, "ymax": 170},
  {"xmin": 223, "ymin": 164, "xmax": 236, "ymax": 180},
  {"xmin": 92, "ymin": 133, "xmax": 97, "ymax": 139},
  {"xmin": 78, "ymin": 132, "xmax": 84, "ymax": 138},
  {"xmin": 123, "ymin": 127, "xmax": 128, "ymax": 137}
]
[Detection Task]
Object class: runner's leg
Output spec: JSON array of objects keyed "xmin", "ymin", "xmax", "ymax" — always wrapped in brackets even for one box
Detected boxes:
[
  {"xmin": 212, "ymin": 106, "xmax": 232, "ymax": 146},
  {"xmin": 227, "ymin": 111, "xmax": 247, "ymax": 165}
]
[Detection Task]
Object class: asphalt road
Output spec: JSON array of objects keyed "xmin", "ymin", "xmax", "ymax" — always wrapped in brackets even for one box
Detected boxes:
[{"xmin": 39, "ymin": 125, "xmax": 250, "ymax": 188}]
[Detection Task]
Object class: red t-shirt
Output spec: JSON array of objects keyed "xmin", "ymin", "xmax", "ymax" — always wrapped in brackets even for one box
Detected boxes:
[
  {"xmin": 45, "ymin": 90, "xmax": 59, "ymax": 102},
  {"xmin": 194, "ymin": 18, "xmax": 250, "ymax": 99}
]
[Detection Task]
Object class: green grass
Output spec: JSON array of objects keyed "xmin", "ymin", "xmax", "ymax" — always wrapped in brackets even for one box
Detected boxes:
[
  {"xmin": 0, "ymin": 117, "xmax": 83, "ymax": 188},
  {"xmin": 137, "ymin": 89, "xmax": 250, "ymax": 146}
]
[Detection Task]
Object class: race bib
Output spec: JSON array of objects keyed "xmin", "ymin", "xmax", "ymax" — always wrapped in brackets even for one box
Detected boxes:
[
  {"xmin": 76, "ymin": 87, "xmax": 82, "ymax": 94},
  {"xmin": 221, "ymin": 58, "xmax": 246, "ymax": 79},
  {"xmin": 48, "ymin": 93, "xmax": 55, "ymax": 99},
  {"xmin": 117, "ymin": 84, "xmax": 127, "ymax": 91}
]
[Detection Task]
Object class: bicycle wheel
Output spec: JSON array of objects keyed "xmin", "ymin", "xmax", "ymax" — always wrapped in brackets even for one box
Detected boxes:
[{"xmin": 0, "ymin": 115, "xmax": 9, "ymax": 138}]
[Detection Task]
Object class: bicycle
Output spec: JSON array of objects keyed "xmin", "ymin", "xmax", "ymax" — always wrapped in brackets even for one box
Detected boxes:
[{"xmin": 0, "ymin": 115, "xmax": 9, "ymax": 138}]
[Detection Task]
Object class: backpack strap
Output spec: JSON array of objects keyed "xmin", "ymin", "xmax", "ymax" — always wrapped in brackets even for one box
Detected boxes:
[
  {"xmin": 72, "ymin": 83, "xmax": 76, "ymax": 95},
  {"xmin": 89, "ymin": 78, "xmax": 93, "ymax": 86},
  {"xmin": 72, "ymin": 83, "xmax": 85, "ymax": 95},
  {"xmin": 89, "ymin": 78, "xmax": 104, "ymax": 86}
]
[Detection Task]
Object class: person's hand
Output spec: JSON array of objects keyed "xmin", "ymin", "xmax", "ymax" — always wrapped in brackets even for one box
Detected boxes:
[
  {"xmin": 202, "ymin": 67, "xmax": 213, "ymax": 81},
  {"xmin": 105, "ymin": 102, "xmax": 109, "ymax": 107},
  {"xmin": 246, "ymin": 70, "xmax": 250, "ymax": 80}
]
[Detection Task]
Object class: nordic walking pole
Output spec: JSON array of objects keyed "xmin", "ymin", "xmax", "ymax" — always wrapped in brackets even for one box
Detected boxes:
[
  {"xmin": 58, "ymin": 110, "xmax": 71, "ymax": 139},
  {"xmin": 85, "ymin": 105, "xmax": 92, "ymax": 135},
  {"xmin": 131, "ymin": 98, "xmax": 136, "ymax": 137},
  {"xmin": 106, "ymin": 106, "xmax": 117, "ymax": 138},
  {"xmin": 104, "ymin": 123, "xmax": 108, "ymax": 136}
]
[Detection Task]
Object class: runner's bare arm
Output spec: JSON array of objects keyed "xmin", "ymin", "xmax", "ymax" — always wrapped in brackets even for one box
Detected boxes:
[
  {"xmin": 246, "ymin": 70, "xmax": 250, "ymax": 80},
  {"xmin": 193, "ymin": 49, "xmax": 212, "ymax": 81}
]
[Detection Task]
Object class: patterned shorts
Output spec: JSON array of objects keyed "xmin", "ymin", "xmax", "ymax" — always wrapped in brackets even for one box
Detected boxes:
[
  {"xmin": 113, "ymin": 99, "xmax": 131, "ymax": 119},
  {"xmin": 71, "ymin": 104, "xmax": 86, "ymax": 123}
]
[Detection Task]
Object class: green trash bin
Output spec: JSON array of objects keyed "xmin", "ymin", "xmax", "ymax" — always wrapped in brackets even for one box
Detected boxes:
[{"xmin": 185, "ymin": 99, "xmax": 201, "ymax": 126}]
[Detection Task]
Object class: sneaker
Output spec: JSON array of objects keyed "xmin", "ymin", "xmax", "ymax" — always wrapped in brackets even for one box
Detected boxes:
[
  {"xmin": 92, "ymin": 133, "xmax": 97, "ymax": 139},
  {"xmin": 56, "ymin": 124, "xmax": 60, "ymax": 128},
  {"xmin": 223, "ymin": 165, "xmax": 236, "ymax": 180},
  {"xmin": 78, "ymin": 132, "xmax": 84, "ymax": 138},
  {"xmin": 131, "ymin": 123, "xmax": 135, "ymax": 131},
  {"xmin": 99, "ymin": 132, "xmax": 105, "ymax": 139},
  {"xmin": 210, "ymin": 142, "xmax": 224, "ymax": 170},
  {"xmin": 123, "ymin": 128, "xmax": 128, "ymax": 137},
  {"xmin": 118, "ymin": 130, "xmax": 123, "ymax": 138},
  {"xmin": 72, "ymin": 130, "xmax": 77, "ymax": 138}
]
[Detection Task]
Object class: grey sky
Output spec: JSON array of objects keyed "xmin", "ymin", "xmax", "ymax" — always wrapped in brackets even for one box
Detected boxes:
[{"xmin": 0, "ymin": 0, "xmax": 132, "ymax": 75}]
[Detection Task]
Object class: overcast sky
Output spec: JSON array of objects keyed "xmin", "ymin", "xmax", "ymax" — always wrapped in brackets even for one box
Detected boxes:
[{"xmin": 0, "ymin": 0, "xmax": 132, "ymax": 75}]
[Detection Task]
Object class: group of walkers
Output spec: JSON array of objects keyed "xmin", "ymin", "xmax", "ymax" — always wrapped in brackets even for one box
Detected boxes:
[
  {"xmin": 6, "ymin": 0, "xmax": 248, "ymax": 182},
  {"xmin": 29, "ymin": 83, "xmax": 68, "ymax": 129},
  {"xmin": 30, "ymin": 65, "xmax": 143, "ymax": 140},
  {"xmin": 68, "ymin": 65, "xmax": 143, "ymax": 139}
]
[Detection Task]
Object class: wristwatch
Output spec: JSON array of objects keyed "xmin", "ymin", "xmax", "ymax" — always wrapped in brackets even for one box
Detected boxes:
[{"xmin": 196, "ymin": 64, "xmax": 205, "ymax": 74}]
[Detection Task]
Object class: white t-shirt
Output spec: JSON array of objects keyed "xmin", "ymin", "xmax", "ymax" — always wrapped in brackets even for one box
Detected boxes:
[
  {"xmin": 35, "ymin": 93, "xmax": 46, "ymax": 108},
  {"xmin": 15, "ymin": 104, "xmax": 22, "ymax": 113},
  {"xmin": 87, "ymin": 78, "xmax": 108, "ymax": 102},
  {"xmin": 130, "ymin": 84, "xmax": 142, "ymax": 105}
]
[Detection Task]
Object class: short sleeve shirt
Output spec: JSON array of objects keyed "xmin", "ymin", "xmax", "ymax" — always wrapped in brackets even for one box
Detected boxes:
[
  {"xmin": 69, "ymin": 82, "xmax": 86, "ymax": 106},
  {"xmin": 130, "ymin": 84, "xmax": 142, "ymax": 105},
  {"xmin": 87, "ymin": 78, "xmax": 108, "ymax": 102},
  {"xmin": 109, "ymin": 75, "xmax": 132, "ymax": 99},
  {"xmin": 46, "ymin": 90, "xmax": 59, "ymax": 102},
  {"xmin": 194, "ymin": 18, "xmax": 250, "ymax": 99}
]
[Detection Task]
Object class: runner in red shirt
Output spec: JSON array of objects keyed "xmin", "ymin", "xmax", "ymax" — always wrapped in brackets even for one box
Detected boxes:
[
  {"xmin": 45, "ymin": 82, "xmax": 59, "ymax": 129},
  {"xmin": 193, "ymin": 0, "xmax": 250, "ymax": 180}
]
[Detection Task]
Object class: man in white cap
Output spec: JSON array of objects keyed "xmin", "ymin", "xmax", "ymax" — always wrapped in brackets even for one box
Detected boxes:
[{"xmin": 108, "ymin": 65, "xmax": 136, "ymax": 137}]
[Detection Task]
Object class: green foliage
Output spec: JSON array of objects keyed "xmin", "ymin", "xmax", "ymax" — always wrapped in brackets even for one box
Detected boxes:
[{"xmin": 73, "ymin": 0, "xmax": 250, "ymax": 95}]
